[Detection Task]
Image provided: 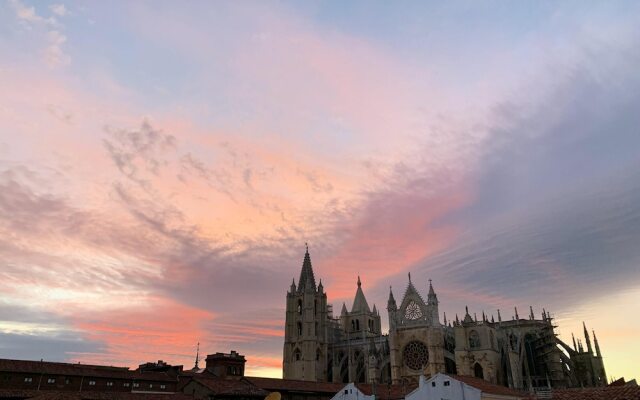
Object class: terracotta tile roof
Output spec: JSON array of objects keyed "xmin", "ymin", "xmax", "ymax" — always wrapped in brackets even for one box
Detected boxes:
[
  {"xmin": 190, "ymin": 377, "xmax": 268, "ymax": 397},
  {"xmin": 446, "ymin": 375, "xmax": 530, "ymax": 398},
  {"xmin": 0, "ymin": 391, "xmax": 191, "ymax": 400},
  {"xmin": 552, "ymin": 386, "xmax": 640, "ymax": 400},
  {"xmin": 245, "ymin": 377, "xmax": 344, "ymax": 394},
  {"xmin": 0, "ymin": 389, "xmax": 37, "ymax": 399},
  {"xmin": 0, "ymin": 359, "xmax": 177, "ymax": 382},
  {"xmin": 247, "ymin": 375, "xmax": 528, "ymax": 399},
  {"xmin": 355, "ymin": 383, "xmax": 416, "ymax": 400}
]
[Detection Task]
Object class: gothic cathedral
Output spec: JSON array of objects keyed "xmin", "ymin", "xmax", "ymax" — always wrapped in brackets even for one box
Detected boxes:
[{"xmin": 283, "ymin": 247, "xmax": 607, "ymax": 390}]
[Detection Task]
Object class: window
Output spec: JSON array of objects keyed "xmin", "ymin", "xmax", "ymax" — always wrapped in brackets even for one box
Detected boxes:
[
  {"xmin": 405, "ymin": 301, "xmax": 423, "ymax": 320},
  {"xmin": 468, "ymin": 330, "xmax": 481, "ymax": 349},
  {"xmin": 24, "ymin": 377, "xmax": 33, "ymax": 383},
  {"xmin": 294, "ymin": 348, "xmax": 301, "ymax": 361},
  {"xmin": 149, "ymin": 384, "xmax": 154, "ymax": 389},
  {"xmin": 314, "ymin": 300, "xmax": 317, "ymax": 315},
  {"xmin": 107, "ymin": 381, "xmax": 114, "ymax": 387},
  {"xmin": 355, "ymin": 319, "xmax": 360, "ymax": 331},
  {"xmin": 124, "ymin": 382, "xmax": 131, "ymax": 387},
  {"xmin": 402, "ymin": 341, "xmax": 429, "ymax": 370},
  {"xmin": 297, "ymin": 300, "xmax": 302, "ymax": 315},
  {"xmin": 47, "ymin": 378, "xmax": 56, "ymax": 384},
  {"xmin": 344, "ymin": 390, "xmax": 348, "ymax": 394},
  {"xmin": 160, "ymin": 385, "xmax": 166, "ymax": 390},
  {"xmin": 444, "ymin": 381, "xmax": 450, "ymax": 387},
  {"xmin": 297, "ymin": 322, "xmax": 302, "ymax": 336},
  {"xmin": 431, "ymin": 382, "xmax": 436, "ymax": 387},
  {"xmin": 133, "ymin": 382, "xmax": 140, "ymax": 388},
  {"xmin": 474, "ymin": 363, "xmax": 484, "ymax": 379},
  {"xmin": 65, "ymin": 378, "xmax": 72, "ymax": 385},
  {"xmin": 88, "ymin": 380, "xmax": 96, "ymax": 386}
]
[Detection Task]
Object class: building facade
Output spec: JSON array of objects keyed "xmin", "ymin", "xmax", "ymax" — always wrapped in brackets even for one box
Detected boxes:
[{"xmin": 283, "ymin": 248, "xmax": 607, "ymax": 391}]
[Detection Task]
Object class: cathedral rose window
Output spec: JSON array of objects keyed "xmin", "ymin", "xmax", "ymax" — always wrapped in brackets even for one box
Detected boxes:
[
  {"xmin": 402, "ymin": 340, "xmax": 429, "ymax": 370},
  {"xmin": 404, "ymin": 301, "xmax": 423, "ymax": 320}
]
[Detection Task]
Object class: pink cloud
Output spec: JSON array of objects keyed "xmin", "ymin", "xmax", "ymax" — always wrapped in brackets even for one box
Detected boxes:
[
  {"xmin": 319, "ymin": 182, "xmax": 471, "ymax": 299},
  {"xmin": 72, "ymin": 297, "xmax": 215, "ymax": 367}
]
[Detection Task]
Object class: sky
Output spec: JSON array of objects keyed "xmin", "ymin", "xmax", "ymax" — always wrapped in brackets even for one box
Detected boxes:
[{"xmin": 0, "ymin": 0, "xmax": 639, "ymax": 382}]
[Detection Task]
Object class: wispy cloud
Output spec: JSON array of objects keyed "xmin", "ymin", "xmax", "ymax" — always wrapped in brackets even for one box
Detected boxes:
[
  {"xmin": 9, "ymin": 0, "xmax": 70, "ymax": 68},
  {"xmin": 0, "ymin": 0, "xmax": 639, "ymax": 381},
  {"xmin": 49, "ymin": 4, "xmax": 67, "ymax": 17}
]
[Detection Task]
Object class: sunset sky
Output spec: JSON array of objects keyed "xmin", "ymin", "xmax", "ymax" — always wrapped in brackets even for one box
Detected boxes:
[{"xmin": 1, "ymin": 0, "xmax": 639, "ymax": 382}]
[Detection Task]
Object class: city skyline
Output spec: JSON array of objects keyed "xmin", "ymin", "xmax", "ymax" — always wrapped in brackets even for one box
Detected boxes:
[{"xmin": 1, "ymin": 0, "xmax": 639, "ymax": 382}]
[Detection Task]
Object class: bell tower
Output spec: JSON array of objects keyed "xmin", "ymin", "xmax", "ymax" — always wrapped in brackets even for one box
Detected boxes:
[{"xmin": 283, "ymin": 245, "xmax": 328, "ymax": 381}]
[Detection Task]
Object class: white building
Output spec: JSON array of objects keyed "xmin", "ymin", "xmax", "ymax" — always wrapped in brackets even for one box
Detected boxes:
[
  {"xmin": 331, "ymin": 383, "xmax": 376, "ymax": 400},
  {"xmin": 405, "ymin": 373, "xmax": 527, "ymax": 400}
]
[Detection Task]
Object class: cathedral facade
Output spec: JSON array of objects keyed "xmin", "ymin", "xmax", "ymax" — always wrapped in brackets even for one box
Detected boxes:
[{"xmin": 283, "ymin": 248, "xmax": 607, "ymax": 390}]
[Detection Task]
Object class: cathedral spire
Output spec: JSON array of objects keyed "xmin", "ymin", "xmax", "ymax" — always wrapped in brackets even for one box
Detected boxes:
[
  {"xmin": 572, "ymin": 333, "xmax": 577, "ymax": 351},
  {"xmin": 192, "ymin": 342, "xmax": 200, "ymax": 371},
  {"xmin": 578, "ymin": 338, "xmax": 584, "ymax": 353},
  {"xmin": 297, "ymin": 244, "xmax": 317, "ymax": 292},
  {"xmin": 593, "ymin": 330, "xmax": 602, "ymax": 357},
  {"xmin": 387, "ymin": 286, "xmax": 397, "ymax": 311},
  {"xmin": 463, "ymin": 306, "xmax": 473, "ymax": 324},
  {"xmin": 514, "ymin": 307, "xmax": 519, "ymax": 320},
  {"xmin": 529, "ymin": 306, "xmax": 535, "ymax": 320},
  {"xmin": 351, "ymin": 275, "xmax": 371, "ymax": 313},
  {"xmin": 497, "ymin": 309, "xmax": 502, "ymax": 322},
  {"xmin": 427, "ymin": 279, "xmax": 438, "ymax": 305},
  {"xmin": 583, "ymin": 322, "xmax": 593, "ymax": 354}
]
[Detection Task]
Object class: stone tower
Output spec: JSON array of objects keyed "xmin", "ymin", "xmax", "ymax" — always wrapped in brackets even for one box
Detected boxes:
[
  {"xmin": 388, "ymin": 274, "xmax": 445, "ymax": 384},
  {"xmin": 338, "ymin": 276, "xmax": 383, "ymax": 383},
  {"xmin": 283, "ymin": 245, "xmax": 329, "ymax": 381}
]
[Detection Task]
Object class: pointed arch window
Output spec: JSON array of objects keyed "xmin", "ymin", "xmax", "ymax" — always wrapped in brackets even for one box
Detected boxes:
[
  {"xmin": 474, "ymin": 362, "xmax": 484, "ymax": 379},
  {"xmin": 293, "ymin": 348, "xmax": 301, "ymax": 362},
  {"xmin": 355, "ymin": 319, "xmax": 360, "ymax": 331},
  {"xmin": 297, "ymin": 322, "xmax": 302, "ymax": 336},
  {"xmin": 297, "ymin": 300, "xmax": 302, "ymax": 315},
  {"xmin": 469, "ymin": 330, "xmax": 481, "ymax": 349}
]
